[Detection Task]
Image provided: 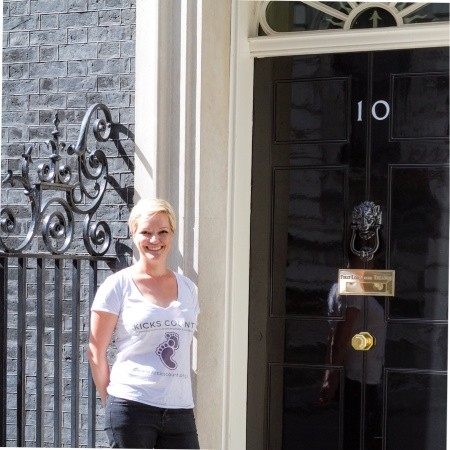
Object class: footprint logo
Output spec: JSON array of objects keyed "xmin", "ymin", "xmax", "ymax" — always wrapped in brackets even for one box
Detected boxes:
[{"xmin": 156, "ymin": 332, "xmax": 180, "ymax": 370}]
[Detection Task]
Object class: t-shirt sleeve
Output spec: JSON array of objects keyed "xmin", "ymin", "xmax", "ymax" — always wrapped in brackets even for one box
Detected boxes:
[
  {"xmin": 346, "ymin": 295, "xmax": 363, "ymax": 311},
  {"xmin": 192, "ymin": 281, "xmax": 200, "ymax": 316},
  {"xmin": 91, "ymin": 273, "xmax": 122, "ymax": 316},
  {"xmin": 180, "ymin": 274, "xmax": 200, "ymax": 316}
]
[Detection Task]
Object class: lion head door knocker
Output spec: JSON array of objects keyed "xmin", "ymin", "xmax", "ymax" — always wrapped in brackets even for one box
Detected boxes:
[{"xmin": 350, "ymin": 201, "xmax": 382, "ymax": 262}]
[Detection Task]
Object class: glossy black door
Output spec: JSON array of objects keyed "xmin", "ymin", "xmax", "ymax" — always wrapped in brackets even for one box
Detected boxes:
[{"xmin": 248, "ymin": 48, "xmax": 449, "ymax": 450}]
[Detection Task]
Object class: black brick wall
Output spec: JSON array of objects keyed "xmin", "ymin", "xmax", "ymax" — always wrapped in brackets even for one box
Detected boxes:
[
  {"xmin": 2, "ymin": 0, "xmax": 136, "ymax": 256},
  {"xmin": 2, "ymin": 0, "xmax": 136, "ymax": 446}
]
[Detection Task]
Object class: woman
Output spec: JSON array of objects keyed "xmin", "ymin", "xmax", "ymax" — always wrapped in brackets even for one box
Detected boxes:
[{"xmin": 88, "ymin": 198, "xmax": 200, "ymax": 449}]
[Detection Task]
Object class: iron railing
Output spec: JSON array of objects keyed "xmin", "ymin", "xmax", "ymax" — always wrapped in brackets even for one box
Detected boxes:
[
  {"xmin": 0, "ymin": 104, "xmax": 123, "ymax": 447},
  {"xmin": 0, "ymin": 103, "xmax": 113, "ymax": 256},
  {"xmin": 0, "ymin": 254, "xmax": 115, "ymax": 447}
]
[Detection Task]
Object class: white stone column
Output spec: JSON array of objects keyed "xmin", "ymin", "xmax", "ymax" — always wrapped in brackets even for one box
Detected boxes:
[
  {"xmin": 135, "ymin": 0, "xmax": 159, "ymax": 201},
  {"xmin": 195, "ymin": 0, "xmax": 232, "ymax": 446},
  {"xmin": 135, "ymin": 0, "xmax": 199, "ymax": 277},
  {"xmin": 135, "ymin": 1, "xmax": 235, "ymax": 448},
  {"xmin": 220, "ymin": 2, "xmax": 255, "ymax": 449}
]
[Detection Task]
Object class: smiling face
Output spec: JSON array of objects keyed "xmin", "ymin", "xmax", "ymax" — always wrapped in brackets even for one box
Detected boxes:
[{"xmin": 133, "ymin": 212, "xmax": 174, "ymax": 264}]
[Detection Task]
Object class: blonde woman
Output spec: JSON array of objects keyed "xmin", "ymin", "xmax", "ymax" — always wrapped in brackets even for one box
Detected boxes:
[{"xmin": 88, "ymin": 198, "xmax": 200, "ymax": 449}]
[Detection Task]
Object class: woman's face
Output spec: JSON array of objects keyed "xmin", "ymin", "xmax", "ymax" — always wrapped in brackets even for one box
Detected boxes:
[{"xmin": 133, "ymin": 212, "xmax": 173, "ymax": 263}]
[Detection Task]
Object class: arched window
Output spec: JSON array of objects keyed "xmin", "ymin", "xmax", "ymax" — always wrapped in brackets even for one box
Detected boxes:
[{"xmin": 258, "ymin": 2, "xmax": 449, "ymax": 35}]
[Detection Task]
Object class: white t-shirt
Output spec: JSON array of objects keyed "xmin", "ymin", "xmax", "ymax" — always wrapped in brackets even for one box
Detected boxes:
[
  {"xmin": 91, "ymin": 267, "xmax": 199, "ymax": 409},
  {"xmin": 327, "ymin": 283, "xmax": 386, "ymax": 385}
]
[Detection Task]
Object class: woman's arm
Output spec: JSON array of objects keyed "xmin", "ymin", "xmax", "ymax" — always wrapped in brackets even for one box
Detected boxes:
[
  {"xmin": 87, "ymin": 310, "xmax": 118, "ymax": 407},
  {"xmin": 320, "ymin": 307, "xmax": 360, "ymax": 404}
]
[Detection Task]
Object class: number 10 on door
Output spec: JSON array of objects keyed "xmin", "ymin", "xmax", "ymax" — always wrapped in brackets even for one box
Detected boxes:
[{"xmin": 357, "ymin": 100, "xmax": 390, "ymax": 121}]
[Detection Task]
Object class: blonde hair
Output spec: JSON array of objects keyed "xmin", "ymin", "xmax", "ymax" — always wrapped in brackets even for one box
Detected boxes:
[{"xmin": 128, "ymin": 198, "xmax": 176, "ymax": 235}]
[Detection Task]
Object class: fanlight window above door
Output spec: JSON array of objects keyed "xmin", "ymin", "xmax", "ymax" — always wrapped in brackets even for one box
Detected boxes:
[{"xmin": 258, "ymin": 2, "xmax": 450, "ymax": 35}]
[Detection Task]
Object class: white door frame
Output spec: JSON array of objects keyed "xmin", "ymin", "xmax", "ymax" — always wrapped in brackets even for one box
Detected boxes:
[{"xmin": 224, "ymin": 2, "xmax": 449, "ymax": 448}]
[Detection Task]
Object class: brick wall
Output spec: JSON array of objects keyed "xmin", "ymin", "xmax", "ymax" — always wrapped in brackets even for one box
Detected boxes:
[
  {"xmin": 2, "ymin": 0, "xmax": 136, "ymax": 254},
  {"xmin": 2, "ymin": 0, "xmax": 136, "ymax": 446}
]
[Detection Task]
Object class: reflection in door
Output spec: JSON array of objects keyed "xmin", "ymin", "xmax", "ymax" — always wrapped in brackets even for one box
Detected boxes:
[
  {"xmin": 248, "ymin": 48, "xmax": 449, "ymax": 450},
  {"xmin": 320, "ymin": 256, "xmax": 386, "ymax": 450}
]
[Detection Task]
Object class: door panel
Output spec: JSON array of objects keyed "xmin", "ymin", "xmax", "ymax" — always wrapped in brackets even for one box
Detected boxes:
[
  {"xmin": 385, "ymin": 371, "xmax": 447, "ymax": 449},
  {"xmin": 272, "ymin": 167, "xmax": 347, "ymax": 317},
  {"xmin": 388, "ymin": 166, "xmax": 449, "ymax": 320},
  {"xmin": 274, "ymin": 78, "xmax": 350, "ymax": 142},
  {"xmin": 248, "ymin": 48, "xmax": 449, "ymax": 450},
  {"xmin": 391, "ymin": 74, "xmax": 449, "ymax": 139}
]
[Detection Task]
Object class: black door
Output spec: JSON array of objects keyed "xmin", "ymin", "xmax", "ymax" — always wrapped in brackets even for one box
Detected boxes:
[{"xmin": 248, "ymin": 48, "xmax": 449, "ymax": 450}]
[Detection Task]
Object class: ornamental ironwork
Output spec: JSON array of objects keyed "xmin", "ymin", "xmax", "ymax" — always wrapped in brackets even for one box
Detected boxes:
[
  {"xmin": 257, "ymin": 2, "xmax": 449, "ymax": 35},
  {"xmin": 350, "ymin": 200, "xmax": 382, "ymax": 262},
  {"xmin": 0, "ymin": 103, "xmax": 114, "ymax": 256}
]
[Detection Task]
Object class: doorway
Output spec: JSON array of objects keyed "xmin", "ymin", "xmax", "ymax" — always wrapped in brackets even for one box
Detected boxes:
[{"xmin": 247, "ymin": 48, "xmax": 449, "ymax": 449}]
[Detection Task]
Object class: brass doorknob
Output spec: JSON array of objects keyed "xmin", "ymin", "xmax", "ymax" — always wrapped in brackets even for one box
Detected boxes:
[{"xmin": 351, "ymin": 331, "xmax": 375, "ymax": 351}]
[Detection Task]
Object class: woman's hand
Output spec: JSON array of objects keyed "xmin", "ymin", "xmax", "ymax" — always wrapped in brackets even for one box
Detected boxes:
[{"xmin": 319, "ymin": 370, "xmax": 340, "ymax": 405}]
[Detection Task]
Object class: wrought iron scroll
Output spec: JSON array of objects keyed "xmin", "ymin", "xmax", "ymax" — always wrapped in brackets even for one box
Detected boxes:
[{"xmin": 0, "ymin": 103, "xmax": 113, "ymax": 256}]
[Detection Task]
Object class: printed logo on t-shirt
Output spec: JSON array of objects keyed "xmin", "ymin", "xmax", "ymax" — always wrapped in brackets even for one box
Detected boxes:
[{"xmin": 155, "ymin": 332, "xmax": 179, "ymax": 370}]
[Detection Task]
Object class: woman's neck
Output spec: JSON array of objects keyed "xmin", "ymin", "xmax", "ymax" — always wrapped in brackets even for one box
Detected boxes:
[{"xmin": 133, "ymin": 260, "xmax": 169, "ymax": 278}]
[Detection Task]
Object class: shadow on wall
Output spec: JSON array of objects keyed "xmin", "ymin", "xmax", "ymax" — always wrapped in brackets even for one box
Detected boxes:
[
  {"xmin": 0, "ymin": 103, "xmax": 135, "ymax": 448},
  {"xmin": 0, "ymin": 103, "xmax": 134, "ymax": 261}
]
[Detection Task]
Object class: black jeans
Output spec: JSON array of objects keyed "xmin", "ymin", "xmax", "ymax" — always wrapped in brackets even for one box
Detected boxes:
[{"xmin": 105, "ymin": 395, "xmax": 200, "ymax": 449}]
